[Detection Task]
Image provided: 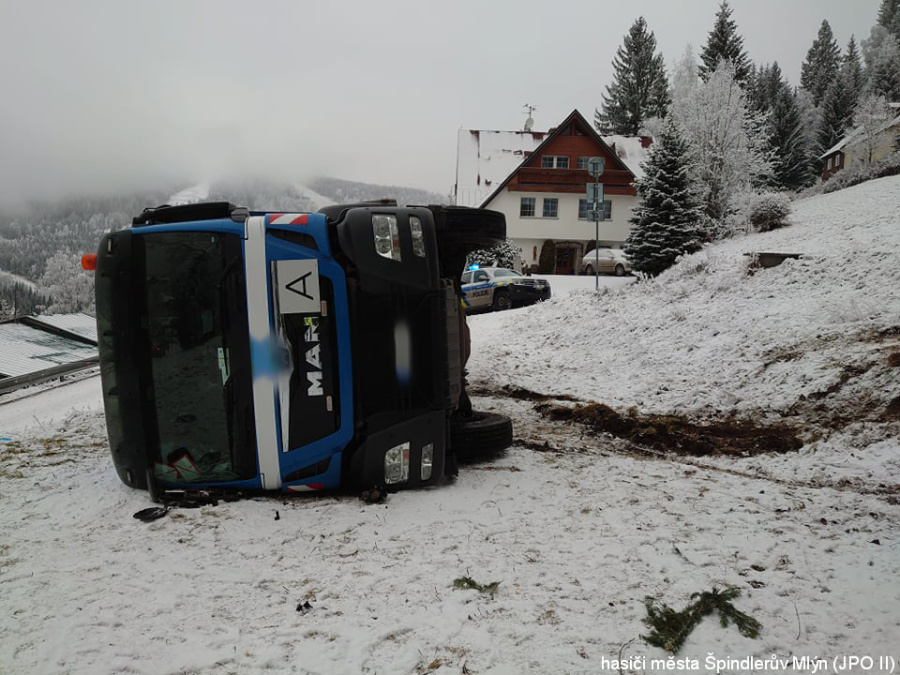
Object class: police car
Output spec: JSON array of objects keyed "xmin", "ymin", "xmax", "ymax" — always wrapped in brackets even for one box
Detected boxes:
[{"xmin": 460, "ymin": 266, "xmax": 551, "ymax": 312}]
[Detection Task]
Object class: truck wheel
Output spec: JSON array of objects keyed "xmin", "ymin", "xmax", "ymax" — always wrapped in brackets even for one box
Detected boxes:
[
  {"xmin": 492, "ymin": 290, "xmax": 511, "ymax": 311},
  {"xmin": 451, "ymin": 411, "xmax": 513, "ymax": 464}
]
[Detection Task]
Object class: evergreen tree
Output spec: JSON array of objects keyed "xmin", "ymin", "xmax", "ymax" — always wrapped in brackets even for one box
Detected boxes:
[
  {"xmin": 878, "ymin": 0, "xmax": 900, "ymax": 38},
  {"xmin": 753, "ymin": 64, "xmax": 811, "ymax": 190},
  {"xmin": 817, "ymin": 40, "xmax": 868, "ymax": 162},
  {"xmin": 698, "ymin": 1, "xmax": 752, "ymax": 84},
  {"xmin": 800, "ymin": 20, "xmax": 842, "ymax": 106},
  {"xmin": 624, "ymin": 119, "xmax": 704, "ymax": 277},
  {"xmin": 842, "ymin": 36, "xmax": 865, "ymax": 100},
  {"xmin": 862, "ymin": 26, "xmax": 900, "ymax": 100},
  {"xmin": 595, "ymin": 17, "xmax": 670, "ymax": 135},
  {"xmin": 819, "ymin": 77, "xmax": 858, "ymax": 158}
]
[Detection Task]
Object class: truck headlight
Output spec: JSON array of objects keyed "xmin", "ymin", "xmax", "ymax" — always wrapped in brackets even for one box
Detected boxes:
[
  {"xmin": 373, "ymin": 215, "xmax": 401, "ymax": 261},
  {"xmin": 384, "ymin": 442, "xmax": 410, "ymax": 484},
  {"xmin": 421, "ymin": 443, "xmax": 434, "ymax": 481},
  {"xmin": 409, "ymin": 216, "xmax": 426, "ymax": 258}
]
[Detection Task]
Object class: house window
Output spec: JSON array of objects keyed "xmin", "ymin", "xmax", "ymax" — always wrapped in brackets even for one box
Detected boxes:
[
  {"xmin": 541, "ymin": 156, "xmax": 570, "ymax": 169},
  {"xmin": 520, "ymin": 197, "xmax": 536, "ymax": 217},
  {"xmin": 578, "ymin": 199, "xmax": 612, "ymax": 220},
  {"xmin": 577, "ymin": 157, "xmax": 591, "ymax": 170},
  {"xmin": 543, "ymin": 198, "xmax": 559, "ymax": 218}
]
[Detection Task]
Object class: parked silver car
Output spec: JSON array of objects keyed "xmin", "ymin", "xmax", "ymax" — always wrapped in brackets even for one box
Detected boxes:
[
  {"xmin": 581, "ymin": 248, "xmax": 631, "ymax": 276},
  {"xmin": 460, "ymin": 267, "xmax": 551, "ymax": 312}
]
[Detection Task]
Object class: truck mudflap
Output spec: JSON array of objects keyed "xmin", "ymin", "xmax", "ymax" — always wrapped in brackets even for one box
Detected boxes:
[{"xmin": 348, "ymin": 410, "xmax": 447, "ymax": 490}]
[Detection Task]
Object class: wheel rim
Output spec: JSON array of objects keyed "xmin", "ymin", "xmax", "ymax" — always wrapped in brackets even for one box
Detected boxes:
[
  {"xmin": 497, "ymin": 294, "xmax": 510, "ymax": 310},
  {"xmin": 615, "ymin": 264, "xmax": 624, "ymax": 276}
]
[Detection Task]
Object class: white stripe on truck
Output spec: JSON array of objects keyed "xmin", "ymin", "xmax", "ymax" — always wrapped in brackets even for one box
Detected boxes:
[{"xmin": 244, "ymin": 216, "xmax": 282, "ymax": 490}]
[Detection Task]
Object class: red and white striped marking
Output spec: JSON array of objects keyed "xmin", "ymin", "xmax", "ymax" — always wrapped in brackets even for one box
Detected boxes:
[
  {"xmin": 286, "ymin": 483, "xmax": 325, "ymax": 493},
  {"xmin": 269, "ymin": 213, "xmax": 309, "ymax": 226}
]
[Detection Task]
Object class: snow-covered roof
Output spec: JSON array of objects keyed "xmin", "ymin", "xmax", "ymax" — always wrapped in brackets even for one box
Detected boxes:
[
  {"xmin": 601, "ymin": 135, "xmax": 652, "ymax": 180},
  {"xmin": 454, "ymin": 129, "xmax": 548, "ymax": 207},
  {"xmin": 821, "ymin": 113, "xmax": 900, "ymax": 158},
  {"xmin": 455, "ymin": 124, "xmax": 651, "ymax": 207},
  {"xmin": 25, "ymin": 313, "xmax": 98, "ymax": 343},
  {"xmin": 0, "ymin": 320, "xmax": 97, "ymax": 378}
]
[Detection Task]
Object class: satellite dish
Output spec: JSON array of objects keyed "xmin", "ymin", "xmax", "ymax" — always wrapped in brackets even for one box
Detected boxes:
[{"xmin": 524, "ymin": 117, "xmax": 534, "ymax": 131}]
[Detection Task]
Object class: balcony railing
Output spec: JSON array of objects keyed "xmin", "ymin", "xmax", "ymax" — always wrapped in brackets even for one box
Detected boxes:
[{"xmin": 517, "ymin": 167, "xmax": 634, "ymax": 186}]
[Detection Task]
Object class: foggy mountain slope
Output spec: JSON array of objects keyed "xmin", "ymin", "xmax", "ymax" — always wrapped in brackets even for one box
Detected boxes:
[{"xmin": 309, "ymin": 176, "xmax": 448, "ymax": 206}]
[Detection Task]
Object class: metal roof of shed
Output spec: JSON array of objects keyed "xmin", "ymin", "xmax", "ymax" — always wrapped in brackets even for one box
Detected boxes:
[
  {"xmin": 24, "ymin": 313, "xmax": 98, "ymax": 343},
  {"xmin": 0, "ymin": 320, "xmax": 97, "ymax": 379}
]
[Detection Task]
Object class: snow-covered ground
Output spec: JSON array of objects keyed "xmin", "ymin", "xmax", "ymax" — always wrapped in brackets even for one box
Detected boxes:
[
  {"xmin": 1, "ymin": 178, "xmax": 899, "ymax": 674},
  {"xmin": 168, "ymin": 183, "xmax": 211, "ymax": 206}
]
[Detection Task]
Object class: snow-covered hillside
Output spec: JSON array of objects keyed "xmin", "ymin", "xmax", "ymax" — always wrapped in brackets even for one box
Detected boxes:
[
  {"xmin": 470, "ymin": 175, "xmax": 900, "ymax": 486},
  {"xmin": 1, "ymin": 178, "xmax": 898, "ymax": 674}
]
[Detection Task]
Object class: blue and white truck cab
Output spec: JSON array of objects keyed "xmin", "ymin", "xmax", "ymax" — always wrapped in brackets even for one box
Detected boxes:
[{"xmin": 90, "ymin": 201, "xmax": 512, "ymax": 499}]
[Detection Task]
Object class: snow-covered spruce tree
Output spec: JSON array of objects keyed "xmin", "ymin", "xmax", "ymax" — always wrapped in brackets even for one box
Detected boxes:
[
  {"xmin": 624, "ymin": 119, "xmax": 704, "ymax": 277},
  {"xmin": 465, "ymin": 238, "xmax": 523, "ymax": 271},
  {"xmin": 862, "ymin": 25, "xmax": 900, "ymax": 100},
  {"xmin": 671, "ymin": 62, "xmax": 773, "ymax": 237},
  {"xmin": 800, "ymin": 20, "xmax": 842, "ymax": 106},
  {"xmin": 768, "ymin": 71, "xmax": 812, "ymax": 190},
  {"xmin": 749, "ymin": 64, "xmax": 810, "ymax": 190},
  {"xmin": 595, "ymin": 17, "xmax": 669, "ymax": 135},
  {"xmin": 698, "ymin": 1, "xmax": 752, "ymax": 84},
  {"xmin": 819, "ymin": 71, "xmax": 859, "ymax": 159},
  {"xmin": 842, "ymin": 36, "xmax": 865, "ymax": 102},
  {"xmin": 878, "ymin": 0, "xmax": 900, "ymax": 38}
]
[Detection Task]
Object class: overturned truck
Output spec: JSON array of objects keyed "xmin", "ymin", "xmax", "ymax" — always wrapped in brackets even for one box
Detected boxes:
[{"xmin": 88, "ymin": 200, "xmax": 512, "ymax": 500}]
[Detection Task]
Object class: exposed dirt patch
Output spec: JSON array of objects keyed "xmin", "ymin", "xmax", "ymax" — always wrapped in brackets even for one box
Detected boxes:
[
  {"xmin": 539, "ymin": 403, "xmax": 802, "ymax": 457},
  {"xmin": 884, "ymin": 397, "xmax": 900, "ymax": 421},
  {"xmin": 807, "ymin": 364, "xmax": 873, "ymax": 401},
  {"xmin": 469, "ymin": 384, "xmax": 581, "ymax": 404},
  {"xmin": 887, "ymin": 351, "xmax": 900, "ymax": 368}
]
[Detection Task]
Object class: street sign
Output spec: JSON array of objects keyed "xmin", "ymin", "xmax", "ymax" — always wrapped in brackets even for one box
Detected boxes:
[
  {"xmin": 591, "ymin": 201, "xmax": 610, "ymax": 221},
  {"xmin": 586, "ymin": 183, "xmax": 604, "ymax": 203},
  {"xmin": 587, "ymin": 157, "xmax": 605, "ymax": 178}
]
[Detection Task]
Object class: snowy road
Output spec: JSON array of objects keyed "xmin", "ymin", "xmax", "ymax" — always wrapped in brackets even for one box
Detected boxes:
[{"xmin": 0, "ymin": 374, "xmax": 102, "ymax": 439}]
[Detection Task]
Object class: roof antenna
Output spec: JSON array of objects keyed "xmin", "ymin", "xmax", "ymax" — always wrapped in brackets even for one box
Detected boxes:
[{"xmin": 523, "ymin": 104, "xmax": 537, "ymax": 131}]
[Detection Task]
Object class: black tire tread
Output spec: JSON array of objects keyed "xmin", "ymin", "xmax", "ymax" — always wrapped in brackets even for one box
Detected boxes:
[{"xmin": 451, "ymin": 411, "xmax": 513, "ymax": 464}]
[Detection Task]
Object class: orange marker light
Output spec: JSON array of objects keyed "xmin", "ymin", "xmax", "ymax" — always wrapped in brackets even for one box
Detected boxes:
[{"xmin": 81, "ymin": 254, "xmax": 97, "ymax": 271}]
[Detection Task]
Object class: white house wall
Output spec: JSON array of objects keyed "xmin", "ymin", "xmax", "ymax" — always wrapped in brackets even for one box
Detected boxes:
[{"xmin": 486, "ymin": 190, "xmax": 636, "ymax": 267}]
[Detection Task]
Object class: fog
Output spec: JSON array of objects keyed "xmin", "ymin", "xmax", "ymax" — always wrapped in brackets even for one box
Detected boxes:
[{"xmin": 0, "ymin": 0, "xmax": 877, "ymax": 204}]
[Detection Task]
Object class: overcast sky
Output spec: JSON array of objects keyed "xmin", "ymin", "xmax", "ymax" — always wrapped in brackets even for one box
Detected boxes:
[{"xmin": 0, "ymin": 0, "xmax": 879, "ymax": 204}]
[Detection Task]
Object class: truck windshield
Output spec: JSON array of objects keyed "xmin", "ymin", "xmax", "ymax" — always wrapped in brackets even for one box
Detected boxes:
[{"xmin": 138, "ymin": 231, "xmax": 255, "ymax": 483}]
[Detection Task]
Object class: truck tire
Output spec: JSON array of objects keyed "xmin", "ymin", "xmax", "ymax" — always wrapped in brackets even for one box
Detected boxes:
[{"xmin": 450, "ymin": 411, "xmax": 513, "ymax": 464}]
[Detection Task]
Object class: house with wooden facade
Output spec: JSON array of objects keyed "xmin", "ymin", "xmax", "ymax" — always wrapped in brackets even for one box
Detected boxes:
[{"xmin": 459, "ymin": 110, "xmax": 648, "ymax": 274}]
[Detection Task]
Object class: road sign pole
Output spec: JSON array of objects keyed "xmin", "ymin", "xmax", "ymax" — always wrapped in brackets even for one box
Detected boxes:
[{"xmin": 586, "ymin": 158, "xmax": 606, "ymax": 293}]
